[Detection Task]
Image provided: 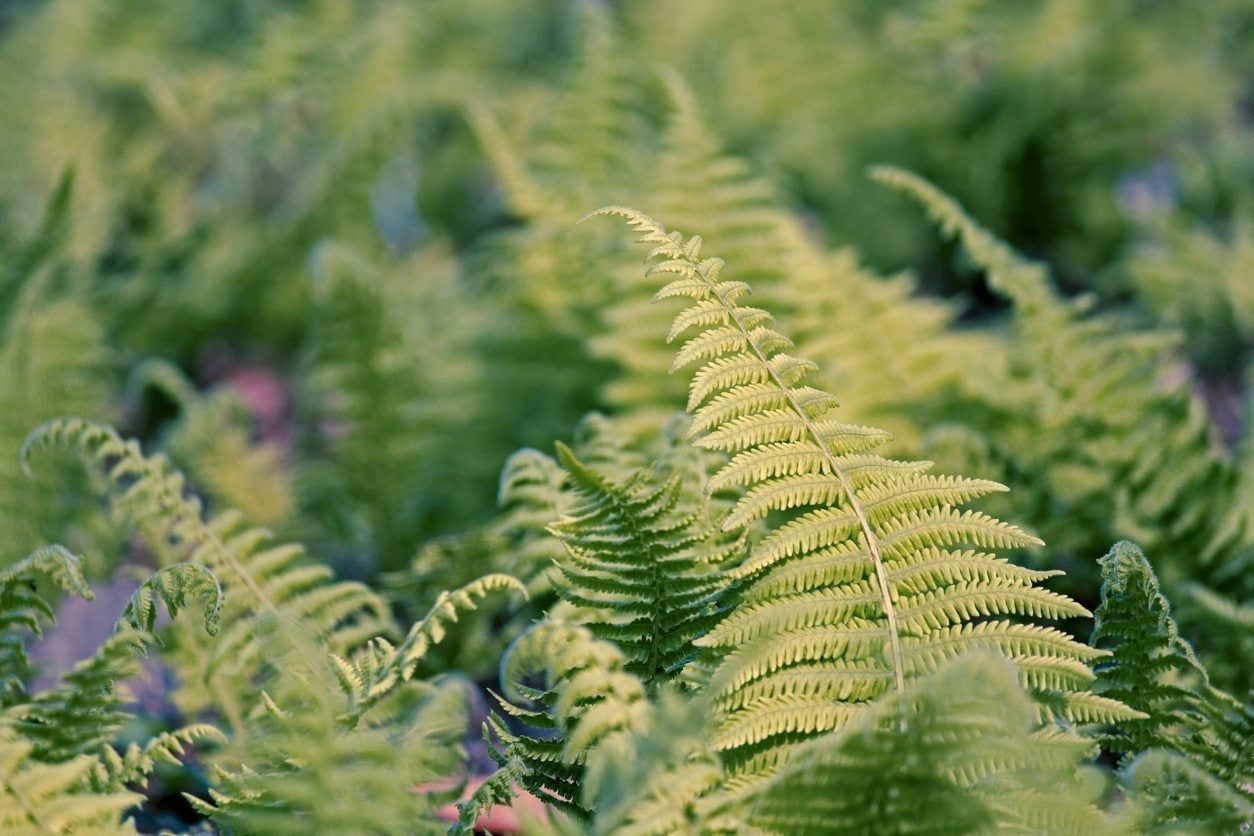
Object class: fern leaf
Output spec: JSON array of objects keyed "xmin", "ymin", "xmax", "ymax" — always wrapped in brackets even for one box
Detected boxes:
[
  {"xmin": 20, "ymin": 418, "xmax": 391, "ymax": 731},
  {"xmin": 876, "ymin": 166, "xmax": 1252, "ymax": 631},
  {"xmin": 0, "ymin": 546, "xmax": 92, "ymax": 709},
  {"xmin": 549, "ymin": 443, "xmax": 728, "ymax": 686},
  {"xmin": 1090, "ymin": 542, "xmax": 1252, "ymax": 828},
  {"xmin": 119, "ymin": 562, "xmax": 222, "ymax": 638},
  {"xmin": 750, "ymin": 652, "xmax": 1115, "ymax": 835},
  {"xmin": 0, "ymin": 738, "xmax": 139, "ymax": 835},
  {"xmin": 595, "ymin": 208, "xmax": 1126, "ymax": 783}
]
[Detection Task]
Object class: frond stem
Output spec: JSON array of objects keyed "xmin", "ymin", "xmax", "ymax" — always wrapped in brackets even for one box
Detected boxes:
[{"xmin": 701, "ymin": 265, "xmax": 906, "ymax": 694}]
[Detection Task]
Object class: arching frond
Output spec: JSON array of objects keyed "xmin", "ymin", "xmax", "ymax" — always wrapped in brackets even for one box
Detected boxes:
[
  {"xmin": 334, "ymin": 573, "xmax": 524, "ymax": 721},
  {"xmin": 119, "ymin": 562, "xmax": 222, "ymax": 638},
  {"xmin": 594, "ymin": 208, "xmax": 1132, "ymax": 785},
  {"xmin": 20, "ymin": 418, "xmax": 391, "ymax": 732},
  {"xmin": 875, "ymin": 166, "xmax": 1252, "ymax": 614}
]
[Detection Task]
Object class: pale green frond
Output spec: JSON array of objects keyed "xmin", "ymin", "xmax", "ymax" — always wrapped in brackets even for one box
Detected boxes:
[
  {"xmin": 21, "ymin": 418, "xmax": 391, "ymax": 732},
  {"xmin": 749, "ymin": 653, "xmax": 1121, "ymax": 835},
  {"xmin": 0, "ymin": 739, "xmax": 139, "ymax": 835},
  {"xmin": 596, "ymin": 209, "xmax": 1120, "ymax": 785}
]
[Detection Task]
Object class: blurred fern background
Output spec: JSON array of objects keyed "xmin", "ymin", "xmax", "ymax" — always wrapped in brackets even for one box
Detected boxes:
[{"xmin": 0, "ymin": 0, "xmax": 1249, "ymax": 832}]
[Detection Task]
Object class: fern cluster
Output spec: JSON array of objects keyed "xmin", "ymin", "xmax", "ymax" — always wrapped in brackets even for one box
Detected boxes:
[{"xmin": 0, "ymin": 2, "xmax": 1249, "ymax": 832}]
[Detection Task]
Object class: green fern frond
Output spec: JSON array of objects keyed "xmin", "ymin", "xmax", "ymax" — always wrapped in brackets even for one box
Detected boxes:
[
  {"xmin": 1124, "ymin": 749, "xmax": 1254, "ymax": 833},
  {"xmin": 6, "ymin": 557, "xmax": 221, "ymax": 768},
  {"xmin": 0, "ymin": 295, "xmax": 112, "ymax": 574},
  {"xmin": 0, "ymin": 737, "xmax": 139, "ymax": 835},
  {"xmin": 302, "ymin": 241, "xmax": 492, "ymax": 570},
  {"xmin": 94, "ymin": 723, "xmax": 226, "ymax": 791},
  {"xmin": 483, "ymin": 621, "xmax": 650, "ymax": 820},
  {"xmin": 549, "ymin": 442, "xmax": 729, "ymax": 686},
  {"xmin": 1090, "ymin": 542, "xmax": 1252, "ymax": 828},
  {"xmin": 0, "ymin": 546, "xmax": 92, "ymax": 708},
  {"xmin": 580, "ymin": 689, "xmax": 727, "ymax": 836},
  {"xmin": 594, "ymin": 208, "xmax": 1130, "ymax": 782},
  {"xmin": 334, "ymin": 573, "xmax": 524, "ymax": 721},
  {"xmin": 875, "ymin": 166, "xmax": 1252, "ymax": 610},
  {"xmin": 495, "ymin": 445, "xmax": 575, "ymax": 594},
  {"xmin": 119, "ymin": 562, "xmax": 222, "ymax": 638},
  {"xmin": 750, "ymin": 652, "xmax": 1115, "ymax": 835},
  {"xmin": 6, "ymin": 629, "xmax": 150, "ymax": 765},
  {"xmin": 20, "ymin": 418, "xmax": 391, "ymax": 731},
  {"xmin": 196, "ymin": 619, "xmax": 466, "ymax": 836}
]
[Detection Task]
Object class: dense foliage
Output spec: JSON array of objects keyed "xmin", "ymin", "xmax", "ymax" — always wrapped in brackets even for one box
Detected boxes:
[{"xmin": 0, "ymin": 1, "xmax": 1249, "ymax": 833}]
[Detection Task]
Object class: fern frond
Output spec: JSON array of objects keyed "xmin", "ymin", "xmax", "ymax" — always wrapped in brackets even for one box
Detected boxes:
[
  {"xmin": 595, "ymin": 208, "xmax": 1126, "ymax": 782},
  {"xmin": 749, "ymin": 652, "xmax": 1114, "ymax": 835},
  {"xmin": 303, "ymin": 242, "xmax": 489, "ymax": 570},
  {"xmin": 93, "ymin": 723, "xmax": 226, "ymax": 791},
  {"xmin": 0, "ymin": 737, "xmax": 139, "ymax": 835},
  {"xmin": 1124, "ymin": 749, "xmax": 1254, "ymax": 833},
  {"xmin": 0, "ymin": 546, "xmax": 92, "ymax": 708},
  {"xmin": 549, "ymin": 443, "xmax": 728, "ymax": 686},
  {"xmin": 1090, "ymin": 542, "xmax": 1252, "ymax": 827},
  {"xmin": 119, "ymin": 562, "xmax": 222, "ymax": 638},
  {"xmin": 335, "ymin": 573, "xmax": 524, "ymax": 721},
  {"xmin": 20, "ymin": 418, "xmax": 391, "ymax": 731},
  {"xmin": 875, "ymin": 165, "xmax": 1252, "ymax": 614},
  {"xmin": 196, "ymin": 619, "xmax": 466, "ymax": 836},
  {"xmin": 0, "ymin": 293, "xmax": 111, "ymax": 573},
  {"xmin": 486, "ymin": 621, "xmax": 650, "ymax": 819}
]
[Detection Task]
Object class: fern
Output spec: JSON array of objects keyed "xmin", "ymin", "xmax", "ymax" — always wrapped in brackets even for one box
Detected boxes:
[
  {"xmin": 478, "ymin": 621, "xmax": 651, "ymax": 822},
  {"xmin": 548, "ymin": 442, "xmax": 731, "ymax": 686},
  {"xmin": 0, "ymin": 547, "xmax": 223, "ymax": 829},
  {"xmin": 195, "ymin": 619, "xmax": 467, "ymax": 836},
  {"xmin": 595, "ymin": 208, "xmax": 1134, "ymax": 784},
  {"xmin": 4, "ymin": 563, "xmax": 220, "ymax": 771},
  {"xmin": 0, "ymin": 546, "xmax": 92, "ymax": 708},
  {"xmin": 0, "ymin": 289, "xmax": 111, "ymax": 574},
  {"xmin": 1127, "ymin": 217, "xmax": 1253, "ymax": 378},
  {"xmin": 875, "ymin": 166, "xmax": 1253, "ymax": 605},
  {"xmin": 1090, "ymin": 541, "xmax": 1252, "ymax": 829},
  {"xmin": 302, "ymin": 242, "xmax": 492, "ymax": 569},
  {"xmin": 751, "ymin": 652, "xmax": 1116, "ymax": 835},
  {"xmin": 20, "ymin": 418, "xmax": 391, "ymax": 732},
  {"xmin": 332, "ymin": 573, "xmax": 524, "ymax": 723},
  {"xmin": 0, "ymin": 737, "xmax": 140, "ymax": 835}
]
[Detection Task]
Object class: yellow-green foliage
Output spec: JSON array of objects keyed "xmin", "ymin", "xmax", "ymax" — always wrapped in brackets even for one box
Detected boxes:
[
  {"xmin": 877, "ymin": 167, "xmax": 1252, "ymax": 600},
  {"xmin": 0, "ymin": 2, "xmax": 1248, "ymax": 832},
  {"xmin": 593, "ymin": 208, "xmax": 1134, "ymax": 785}
]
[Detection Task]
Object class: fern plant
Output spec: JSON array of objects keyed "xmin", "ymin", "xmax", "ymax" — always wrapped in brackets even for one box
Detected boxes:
[
  {"xmin": 875, "ymin": 167, "xmax": 1252, "ymax": 611},
  {"xmin": 752, "ymin": 652, "xmax": 1116, "ymax": 835},
  {"xmin": 19, "ymin": 418, "xmax": 392, "ymax": 733},
  {"xmin": 590, "ymin": 208, "xmax": 1134, "ymax": 788},
  {"xmin": 1090, "ymin": 541, "xmax": 1252, "ymax": 831},
  {"xmin": 0, "ymin": 546, "xmax": 224, "ymax": 832},
  {"xmin": 548, "ymin": 443, "xmax": 732, "ymax": 687}
]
